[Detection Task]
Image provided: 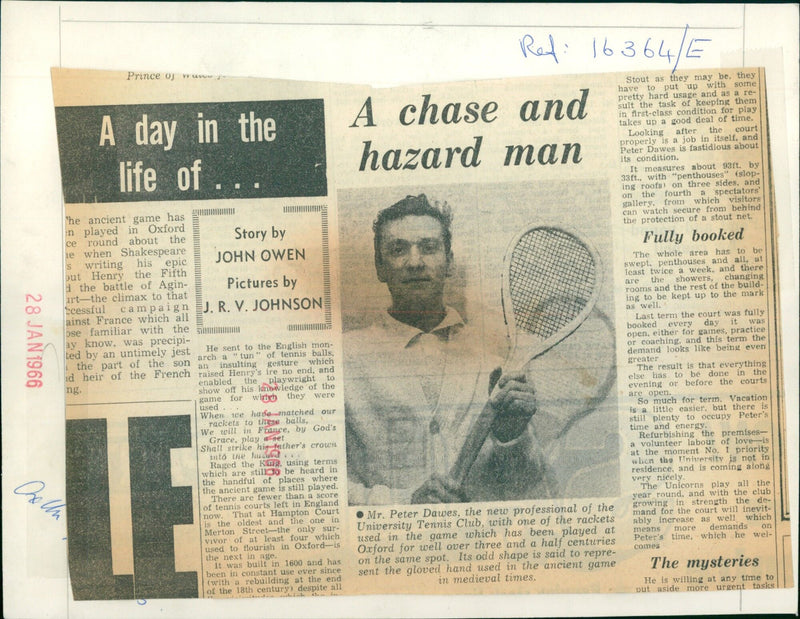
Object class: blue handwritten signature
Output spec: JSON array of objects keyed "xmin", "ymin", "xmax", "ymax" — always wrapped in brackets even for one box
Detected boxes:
[{"xmin": 13, "ymin": 481, "xmax": 65, "ymax": 520}]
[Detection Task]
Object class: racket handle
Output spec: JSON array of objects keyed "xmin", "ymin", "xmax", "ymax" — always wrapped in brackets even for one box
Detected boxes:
[{"xmin": 448, "ymin": 399, "xmax": 497, "ymax": 489}]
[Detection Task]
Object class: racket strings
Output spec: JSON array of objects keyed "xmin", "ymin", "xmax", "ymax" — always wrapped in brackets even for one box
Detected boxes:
[{"xmin": 509, "ymin": 228, "xmax": 596, "ymax": 339}]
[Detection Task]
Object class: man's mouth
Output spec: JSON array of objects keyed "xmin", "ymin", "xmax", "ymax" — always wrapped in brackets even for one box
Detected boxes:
[{"xmin": 402, "ymin": 277, "xmax": 431, "ymax": 283}]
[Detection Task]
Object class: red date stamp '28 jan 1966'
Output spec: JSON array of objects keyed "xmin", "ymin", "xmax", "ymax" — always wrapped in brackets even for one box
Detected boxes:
[{"xmin": 25, "ymin": 293, "xmax": 45, "ymax": 388}]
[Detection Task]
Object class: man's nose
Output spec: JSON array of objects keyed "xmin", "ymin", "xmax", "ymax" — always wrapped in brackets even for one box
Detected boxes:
[{"xmin": 405, "ymin": 245, "xmax": 424, "ymax": 267}]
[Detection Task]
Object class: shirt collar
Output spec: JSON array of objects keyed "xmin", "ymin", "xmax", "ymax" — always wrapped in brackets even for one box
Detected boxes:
[{"xmin": 379, "ymin": 306, "xmax": 465, "ymax": 349}]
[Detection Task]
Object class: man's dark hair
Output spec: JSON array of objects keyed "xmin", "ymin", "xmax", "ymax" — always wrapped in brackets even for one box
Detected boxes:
[{"xmin": 373, "ymin": 194, "xmax": 453, "ymax": 261}]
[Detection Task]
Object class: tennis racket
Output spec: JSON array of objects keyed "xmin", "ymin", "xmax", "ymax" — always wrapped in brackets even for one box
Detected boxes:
[{"xmin": 448, "ymin": 225, "xmax": 604, "ymax": 489}]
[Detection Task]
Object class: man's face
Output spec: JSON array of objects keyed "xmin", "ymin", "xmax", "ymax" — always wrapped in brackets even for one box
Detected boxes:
[{"xmin": 375, "ymin": 215, "xmax": 452, "ymax": 309}]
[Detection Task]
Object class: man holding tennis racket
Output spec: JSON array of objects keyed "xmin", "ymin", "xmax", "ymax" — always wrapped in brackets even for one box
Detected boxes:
[{"xmin": 344, "ymin": 194, "xmax": 544, "ymax": 505}]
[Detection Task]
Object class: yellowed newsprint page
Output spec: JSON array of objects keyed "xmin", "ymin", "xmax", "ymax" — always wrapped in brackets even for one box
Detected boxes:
[{"xmin": 51, "ymin": 66, "xmax": 791, "ymax": 600}]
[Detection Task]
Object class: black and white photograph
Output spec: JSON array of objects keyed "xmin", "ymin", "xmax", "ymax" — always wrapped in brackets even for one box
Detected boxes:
[{"xmin": 339, "ymin": 181, "xmax": 619, "ymax": 505}]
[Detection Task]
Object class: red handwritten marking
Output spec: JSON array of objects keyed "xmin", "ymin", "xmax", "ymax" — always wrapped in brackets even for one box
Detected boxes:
[
  {"xmin": 260, "ymin": 381, "xmax": 281, "ymax": 476},
  {"xmin": 25, "ymin": 294, "xmax": 44, "ymax": 388}
]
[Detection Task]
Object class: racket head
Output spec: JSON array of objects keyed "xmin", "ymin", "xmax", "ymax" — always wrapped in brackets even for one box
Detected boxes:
[{"xmin": 500, "ymin": 225, "xmax": 603, "ymax": 368}]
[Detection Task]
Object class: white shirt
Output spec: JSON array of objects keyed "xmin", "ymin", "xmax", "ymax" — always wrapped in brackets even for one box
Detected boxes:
[{"xmin": 343, "ymin": 308, "xmax": 546, "ymax": 505}]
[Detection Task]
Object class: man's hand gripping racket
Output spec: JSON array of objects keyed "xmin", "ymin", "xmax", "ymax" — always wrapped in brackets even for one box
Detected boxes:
[{"xmin": 448, "ymin": 226, "xmax": 602, "ymax": 490}]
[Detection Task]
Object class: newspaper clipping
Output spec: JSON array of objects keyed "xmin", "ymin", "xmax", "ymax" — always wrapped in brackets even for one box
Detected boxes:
[{"xmin": 51, "ymin": 66, "xmax": 791, "ymax": 599}]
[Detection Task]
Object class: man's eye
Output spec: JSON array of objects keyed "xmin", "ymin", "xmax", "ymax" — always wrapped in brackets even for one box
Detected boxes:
[
  {"xmin": 419, "ymin": 241, "xmax": 440, "ymax": 254},
  {"xmin": 388, "ymin": 244, "xmax": 408, "ymax": 256}
]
